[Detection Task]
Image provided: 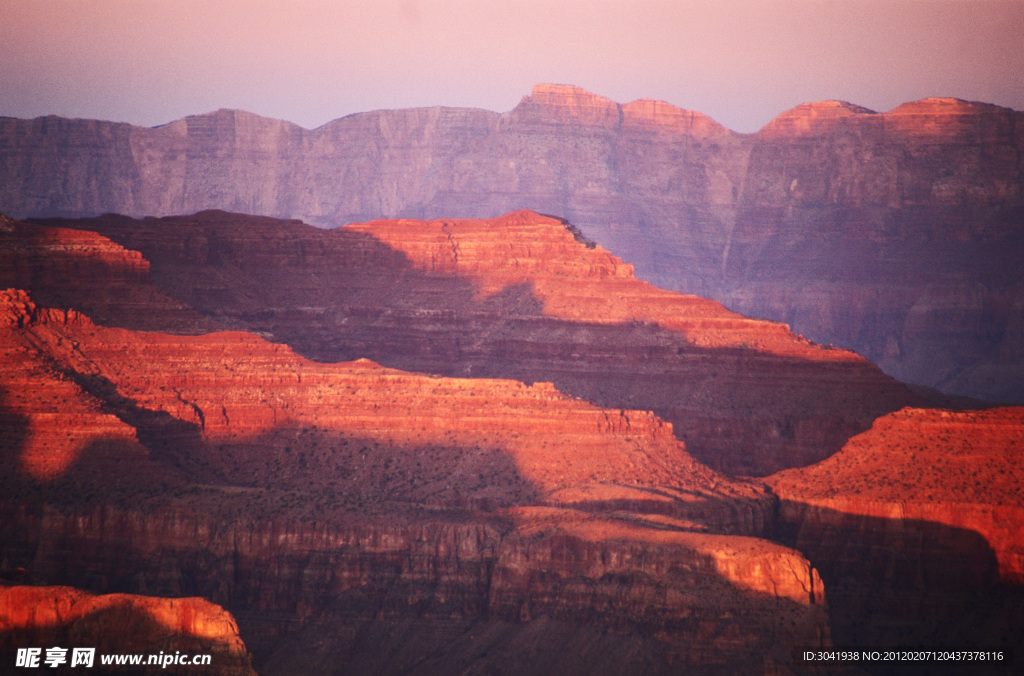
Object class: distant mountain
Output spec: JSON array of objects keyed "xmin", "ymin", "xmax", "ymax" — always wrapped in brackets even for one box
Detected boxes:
[{"xmin": 2, "ymin": 84, "xmax": 1022, "ymax": 403}]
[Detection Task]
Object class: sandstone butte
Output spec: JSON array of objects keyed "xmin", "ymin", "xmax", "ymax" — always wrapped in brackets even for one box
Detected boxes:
[
  {"xmin": 0, "ymin": 586, "xmax": 254, "ymax": 675},
  {"xmin": 1, "ymin": 84, "xmax": 1022, "ymax": 405},
  {"xmin": 3, "ymin": 209, "xmax": 1023, "ymax": 672},
  {"xmin": 0, "ymin": 280, "xmax": 830, "ymax": 673}
]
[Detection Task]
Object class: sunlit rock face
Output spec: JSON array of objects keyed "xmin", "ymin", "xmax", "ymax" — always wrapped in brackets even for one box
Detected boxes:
[
  {"xmin": 0, "ymin": 586, "xmax": 255, "ymax": 675},
  {"xmin": 2, "ymin": 207, "xmax": 1020, "ymax": 671},
  {"xmin": 2, "ymin": 85, "xmax": 1022, "ymax": 403},
  {"xmin": 0, "ymin": 285, "xmax": 761, "ymax": 516},
  {"xmin": 28, "ymin": 210, "xmax": 920, "ymax": 476},
  {"xmin": 767, "ymin": 406, "xmax": 1024, "ymax": 657},
  {"xmin": 0, "ymin": 221, "xmax": 831, "ymax": 673}
]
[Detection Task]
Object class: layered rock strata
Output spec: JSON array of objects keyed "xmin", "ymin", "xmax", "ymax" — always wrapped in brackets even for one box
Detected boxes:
[
  {"xmin": 3, "ymin": 85, "xmax": 1022, "ymax": 402},
  {"xmin": 0, "ymin": 214, "xmax": 217, "ymax": 334},
  {"xmin": 0, "ymin": 288, "xmax": 829, "ymax": 673},
  {"xmin": 767, "ymin": 407, "xmax": 1024, "ymax": 662},
  {"xmin": 32, "ymin": 209, "xmax": 921, "ymax": 476},
  {"xmin": 9, "ymin": 503, "xmax": 828, "ymax": 675},
  {"xmin": 0, "ymin": 585, "xmax": 254, "ymax": 675}
]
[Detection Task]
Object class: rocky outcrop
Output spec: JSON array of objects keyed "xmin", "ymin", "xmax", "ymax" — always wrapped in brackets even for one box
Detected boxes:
[
  {"xmin": 767, "ymin": 406, "xmax": 1024, "ymax": 658},
  {"xmin": 2, "ymin": 206, "xmax": 1017, "ymax": 669},
  {"xmin": 0, "ymin": 585, "xmax": 254, "ymax": 675},
  {"xmin": 3, "ymin": 85, "xmax": 1022, "ymax": 403},
  {"xmin": 30, "ymin": 210, "xmax": 921, "ymax": 476},
  {"xmin": 0, "ymin": 289, "xmax": 174, "ymax": 488},
  {"xmin": 0, "ymin": 285, "xmax": 767, "ymax": 515},
  {"xmin": 0, "ymin": 286, "xmax": 831, "ymax": 673},
  {"xmin": 0, "ymin": 214, "xmax": 217, "ymax": 334}
]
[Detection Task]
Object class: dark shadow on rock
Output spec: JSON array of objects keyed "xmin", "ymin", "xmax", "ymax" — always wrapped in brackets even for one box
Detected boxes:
[
  {"xmin": 773, "ymin": 499, "xmax": 1022, "ymax": 676},
  {"xmin": 0, "ymin": 384, "xmax": 820, "ymax": 674},
  {"xmin": 0, "ymin": 384, "xmax": 40, "ymax": 582},
  {"xmin": 0, "ymin": 216, "xmax": 220, "ymax": 334},
  {"xmin": 0, "ymin": 384, "xmax": 29, "ymax": 481},
  {"xmin": 2, "ymin": 490, "xmax": 834, "ymax": 675},
  {"xmin": 0, "ymin": 211, "xmax": 973, "ymax": 672},
  {"xmin": 46, "ymin": 367, "xmax": 214, "ymax": 483},
  {"xmin": 249, "ymin": 590, "xmax": 824, "ymax": 676}
]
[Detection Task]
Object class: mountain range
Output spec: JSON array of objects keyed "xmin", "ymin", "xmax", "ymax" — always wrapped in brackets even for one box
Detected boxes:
[
  {"xmin": 1, "ymin": 85, "xmax": 1023, "ymax": 674},
  {"xmin": 1, "ymin": 84, "xmax": 1022, "ymax": 404}
]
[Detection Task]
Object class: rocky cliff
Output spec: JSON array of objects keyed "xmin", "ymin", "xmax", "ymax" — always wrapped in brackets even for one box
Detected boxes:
[
  {"xmin": 0, "ymin": 585, "xmax": 255, "ymax": 675},
  {"xmin": 767, "ymin": 406, "xmax": 1024, "ymax": 662},
  {"xmin": 2, "ymin": 84, "xmax": 1022, "ymax": 403},
  {"xmin": 0, "ymin": 213, "xmax": 218, "ymax": 334},
  {"xmin": 2, "ymin": 209, "xmax": 1019, "ymax": 671},
  {"xmin": 0, "ymin": 283, "xmax": 830, "ymax": 674},
  {"xmin": 30, "ymin": 210, "xmax": 921, "ymax": 476}
]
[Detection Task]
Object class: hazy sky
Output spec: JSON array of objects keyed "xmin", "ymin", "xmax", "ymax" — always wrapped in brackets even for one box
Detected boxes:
[{"xmin": 2, "ymin": 0, "xmax": 1022, "ymax": 133}]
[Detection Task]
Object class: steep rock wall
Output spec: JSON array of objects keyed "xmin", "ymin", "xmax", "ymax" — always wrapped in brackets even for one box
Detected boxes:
[
  {"xmin": 29, "ymin": 211, "xmax": 921, "ymax": 476},
  {"xmin": 2, "ymin": 503, "xmax": 829, "ymax": 675},
  {"xmin": 0, "ymin": 287, "xmax": 831, "ymax": 672},
  {"xmin": 767, "ymin": 407, "xmax": 1024, "ymax": 658}
]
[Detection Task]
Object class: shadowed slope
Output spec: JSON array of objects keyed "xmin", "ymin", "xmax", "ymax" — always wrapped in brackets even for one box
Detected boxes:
[{"xmin": 767, "ymin": 407, "xmax": 1024, "ymax": 671}]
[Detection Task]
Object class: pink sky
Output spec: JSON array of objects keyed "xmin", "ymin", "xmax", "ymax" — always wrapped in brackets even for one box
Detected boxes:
[{"xmin": 2, "ymin": 0, "xmax": 1022, "ymax": 133}]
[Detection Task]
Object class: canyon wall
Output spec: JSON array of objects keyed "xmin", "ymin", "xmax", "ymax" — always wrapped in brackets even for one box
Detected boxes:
[
  {"xmin": 5, "ymin": 503, "xmax": 828, "ymax": 675},
  {"xmin": 2, "ymin": 84, "xmax": 1022, "ymax": 402},
  {"xmin": 0, "ymin": 278, "xmax": 830, "ymax": 673},
  {"xmin": 30, "ymin": 210, "xmax": 921, "ymax": 476},
  {"xmin": 2, "ymin": 210, "xmax": 1021, "ymax": 670},
  {"xmin": 767, "ymin": 407, "xmax": 1024, "ymax": 663}
]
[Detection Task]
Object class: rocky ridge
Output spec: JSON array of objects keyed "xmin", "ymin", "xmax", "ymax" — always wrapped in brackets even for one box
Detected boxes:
[
  {"xmin": 767, "ymin": 406, "xmax": 1024, "ymax": 662},
  {"xmin": 0, "ymin": 213, "xmax": 216, "ymax": 334},
  {"xmin": 2, "ymin": 210, "xmax": 1021, "ymax": 672},
  {"xmin": 2, "ymin": 85, "xmax": 1022, "ymax": 402},
  {"xmin": 768, "ymin": 406, "xmax": 1024, "ymax": 582}
]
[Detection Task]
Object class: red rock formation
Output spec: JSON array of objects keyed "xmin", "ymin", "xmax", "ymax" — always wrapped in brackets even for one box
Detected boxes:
[
  {"xmin": 769, "ymin": 406, "xmax": 1024, "ymax": 582},
  {"xmin": 2, "ymin": 281, "xmax": 774, "ymax": 521},
  {"xmin": 0, "ymin": 289, "xmax": 178, "ymax": 487},
  {"xmin": 30, "ymin": 210, "xmax": 921, "ymax": 476},
  {"xmin": 756, "ymin": 100, "xmax": 879, "ymax": 137},
  {"xmin": 2, "ymin": 85, "xmax": 1021, "ymax": 403},
  {"xmin": 3, "ymin": 206, "xmax": 1016, "ymax": 668},
  {"xmin": 0, "ymin": 585, "xmax": 254, "ymax": 674},
  {"xmin": 0, "ymin": 214, "xmax": 217, "ymax": 334},
  {"xmin": 767, "ymin": 406, "xmax": 1024, "ymax": 656},
  {"xmin": 0, "ymin": 287, "xmax": 830, "ymax": 673}
]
